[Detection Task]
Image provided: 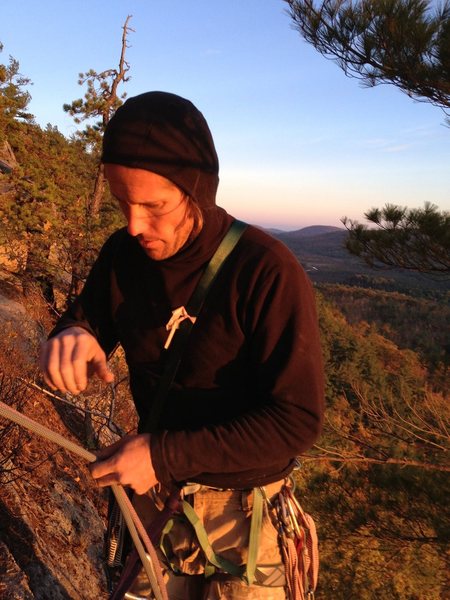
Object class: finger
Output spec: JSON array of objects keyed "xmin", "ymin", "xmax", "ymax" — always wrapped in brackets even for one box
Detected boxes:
[
  {"xmin": 92, "ymin": 472, "xmax": 149, "ymax": 494},
  {"xmin": 58, "ymin": 337, "xmax": 81, "ymax": 394},
  {"xmin": 42, "ymin": 373, "xmax": 58, "ymax": 391},
  {"xmin": 42, "ymin": 339, "xmax": 69, "ymax": 393},
  {"xmin": 39, "ymin": 343, "xmax": 57, "ymax": 389},
  {"xmin": 38, "ymin": 341, "xmax": 49, "ymax": 375},
  {"xmin": 93, "ymin": 474, "xmax": 121, "ymax": 488},
  {"xmin": 89, "ymin": 455, "xmax": 120, "ymax": 481},
  {"xmin": 71, "ymin": 344, "xmax": 89, "ymax": 393}
]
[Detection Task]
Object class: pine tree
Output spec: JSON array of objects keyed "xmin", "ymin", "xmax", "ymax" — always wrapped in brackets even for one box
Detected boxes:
[
  {"xmin": 0, "ymin": 42, "xmax": 123, "ymax": 306},
  {"xmin": 284, "ymin": 1, "xmax": 450, "ymax": 118},
  {"xmin": 342, "ymin": 203, "xmax": 450, "ymax": 274},
  {"xmin": 0, "ymin": 42, "xmax": 34, "ymax": 130},
  {"xmin": 63, "ymin": 15, "xmax": 133, "ymax": 217}
]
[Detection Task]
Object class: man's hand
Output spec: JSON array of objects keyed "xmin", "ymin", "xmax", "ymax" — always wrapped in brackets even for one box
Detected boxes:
[
  {"xmin": 89, "ymin": 434, "xmax": 158, "ymax": 495},
  {"xmin": 39, "ymin": 327, "xmax": 114, "ymax": 395}
]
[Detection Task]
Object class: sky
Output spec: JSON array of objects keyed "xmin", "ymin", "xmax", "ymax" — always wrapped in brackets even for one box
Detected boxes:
[{"xmin": 1, "ymin": 0, "xmax": 449, "ymax": 230}]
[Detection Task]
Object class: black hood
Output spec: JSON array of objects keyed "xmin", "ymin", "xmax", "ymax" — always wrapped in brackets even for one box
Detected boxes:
[{"xmin": 101, "ymin": 91, "xmax": 219, "ymax": 208}]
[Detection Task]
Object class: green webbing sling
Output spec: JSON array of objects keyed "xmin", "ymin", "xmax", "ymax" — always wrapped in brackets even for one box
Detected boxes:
[
  {"xmin": 144, "ymin": 218, "xmax": 247, "ymax": 433},
  {"xmin": 165, "ymin": 487, "xmax": 264, "ymax": 585}
]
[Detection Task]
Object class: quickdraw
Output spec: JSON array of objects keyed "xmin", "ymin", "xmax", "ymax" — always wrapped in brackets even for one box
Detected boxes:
[{"xmin": 275, "ymin": 485, "xmax": 319, "ymax": 600}]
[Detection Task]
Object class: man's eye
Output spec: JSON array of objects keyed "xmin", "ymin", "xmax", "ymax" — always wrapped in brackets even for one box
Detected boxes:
[{"xmin": 144, "ymin": 203, "xmax": 168, "ymax": 216}]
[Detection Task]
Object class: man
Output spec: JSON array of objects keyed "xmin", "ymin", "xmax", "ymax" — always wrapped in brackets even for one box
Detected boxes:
[{"xmin": 40, "ymin": 91, "xmax": 324, "ymax": 599}]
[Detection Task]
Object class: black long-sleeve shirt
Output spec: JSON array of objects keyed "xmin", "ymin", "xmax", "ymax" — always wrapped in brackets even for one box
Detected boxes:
[{"xmin": 51, "ymin": 207, "xmax": 324, "ymax": 489}]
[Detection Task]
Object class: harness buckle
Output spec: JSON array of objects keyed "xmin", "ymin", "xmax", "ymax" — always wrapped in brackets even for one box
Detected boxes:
[{"xmin": 181, "ymin": 482, "xmax": 202, "ymax": 497}]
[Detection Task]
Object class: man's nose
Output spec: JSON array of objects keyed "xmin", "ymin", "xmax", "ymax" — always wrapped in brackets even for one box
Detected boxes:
[
  {"xmin": 126, "ymin": 206, "xmax": 149, "ymax": 237},
  {"xmin": 127, "ymin": 216, "xmax": 144, "ymax": 237}
]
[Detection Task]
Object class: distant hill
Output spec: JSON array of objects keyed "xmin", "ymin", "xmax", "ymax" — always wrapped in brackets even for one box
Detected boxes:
[
  {"xmin": 268, "ymin": 226, "xmax": 448, "ymax": 297},
  {"xmin": 273, "ymin": 225, "xmax": 343, "ymax": 239},
  {"xmin": 263, "ymin": 227, "xmax": 285, "ymax": 235}
]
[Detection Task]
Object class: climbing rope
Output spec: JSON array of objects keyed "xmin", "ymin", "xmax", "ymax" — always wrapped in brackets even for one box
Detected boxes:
[{"xmin": 0, "ymin": 399, "xmax": 168, "ymax": 600}]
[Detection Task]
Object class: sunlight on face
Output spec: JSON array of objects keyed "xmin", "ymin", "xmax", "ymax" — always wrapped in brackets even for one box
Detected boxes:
[{"xmin": 104, "ymin": 164, "xmax": 195, "ymax": 260}]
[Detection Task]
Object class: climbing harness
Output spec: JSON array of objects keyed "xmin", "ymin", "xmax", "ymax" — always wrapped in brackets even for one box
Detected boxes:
[
  {"xmin": 158, "ymin": 479, "xmax": 319, "ymax": 599},
  {"xmin": 171, "ymin": 486, "xmax": 265, "ymax": 584}
]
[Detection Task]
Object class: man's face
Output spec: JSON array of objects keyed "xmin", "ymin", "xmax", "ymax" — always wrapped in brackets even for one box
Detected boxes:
[{"xmin": 104, "ymin": 164, "xmax": 195, "ymax": 261}]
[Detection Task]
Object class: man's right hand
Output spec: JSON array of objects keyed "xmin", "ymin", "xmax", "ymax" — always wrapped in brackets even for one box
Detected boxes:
[{"xmin": 39, "ymin": 327, "xmax": 114, "ymax": 395}]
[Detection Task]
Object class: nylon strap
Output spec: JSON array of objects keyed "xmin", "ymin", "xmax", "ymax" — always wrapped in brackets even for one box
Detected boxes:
[
  {"xmin": 246, "ymin": 487, "xmax": 264, "ymax": 584},
  {"xmin": 186, "ymin": 219, "xmax": 248, "ymax": 316},
  {"xmin": 180, "ymin": 487, "xmax": 264, "ymax": 585},
  {"xmin": 144, "ymin": 219, "xmax": 247, "ymax": 433},
  {"xmin": 181, "ymin": 500, "xmax": 244, "ymax": 578}
]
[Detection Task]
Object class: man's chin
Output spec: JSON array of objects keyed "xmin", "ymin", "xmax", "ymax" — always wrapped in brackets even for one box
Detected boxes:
[
  {"xmin": 140, "ymin": 240, "xmax": 165, "ymax": 260},
  {"xmin": 142, "ymin": 245, "xmax": 176, "ymax": 261},
  {"xmin": 143, "ymin": 248, "xmax": 165, "ymax": 260}
]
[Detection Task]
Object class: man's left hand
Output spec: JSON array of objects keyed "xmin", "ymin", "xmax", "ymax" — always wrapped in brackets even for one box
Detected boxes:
[{"xmin": 89, "ymin": 434, "xmax": 158, "ymax": 495}]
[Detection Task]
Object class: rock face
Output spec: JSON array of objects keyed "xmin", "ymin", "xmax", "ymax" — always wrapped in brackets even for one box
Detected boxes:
[
  {"xmin": 0, "ymin": 541, "xmax": 34, "ymax": 599},
  {"xmin": 0, "ymin": 287, "xmax": 112, "ymax": 599},
  {"xmin": 0, "ymin": 140, "xmax": 17, "ymax": 196},
  {"xmin": 0, "ymin": 452, "xmax": 108, "ymax": 599},
  {"xmin": 0, "ymin": 140, "xmax": 17, "ymax": 171}
]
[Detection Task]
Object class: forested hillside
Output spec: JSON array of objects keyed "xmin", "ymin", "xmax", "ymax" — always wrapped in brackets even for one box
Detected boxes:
[
  {"xmin": 305, "ymin": 296, "xmax": 449, "ymax": 598},
  {"xmin": 317, "ymin": 284, "xmax": 449, "ymax": 372},
  {"xmin": 0, "ymin": 281, "xmax": 448, "ymax": 599},
  {"xmin": 0, "ymin": 43, "xmax": 449, "ymax": 599},
  {"xmin": 272, "ymin": 227, "xmax": 449, "ymax": 298},
  {"xmin": 272, "ymin": 231, "xmax": 450, "ymax": 598}
]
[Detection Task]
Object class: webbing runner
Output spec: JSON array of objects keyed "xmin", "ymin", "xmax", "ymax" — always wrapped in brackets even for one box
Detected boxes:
[
  {"xmin": 0, "ymin": 400, "xmax": 168, "ymax": 600},
  {"xmin": 180, "ymin": 487, "xmax": 264, "ymax": 585}
]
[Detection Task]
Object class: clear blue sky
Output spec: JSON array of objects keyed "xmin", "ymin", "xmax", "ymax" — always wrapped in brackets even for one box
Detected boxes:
[{"xmin": 2, "ymin": 0, "xmax": 449, "ymax": 229}]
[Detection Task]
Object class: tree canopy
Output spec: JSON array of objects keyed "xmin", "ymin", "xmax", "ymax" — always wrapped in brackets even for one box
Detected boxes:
[
  {"xmin": 0, "ymin": 42, "xmax": 34, "ymax": 132},
  {"xmin": 63, "ymin": 15, "xmax": 133, "ymax": 154},
  {"xmin": 342, "ymin": 202, "xmax": 450, "ymax": 274},
  {"xmin": 283, "ymin": 2, "xmax": 450, "ymax": 275},
  {"xmin": 284, "ymin": 0, "xmax": 450, "ymax": 117},
  {"xmin": 297, "ymin": 294, "xmax": 450, "ymax": 598},
  {"xmin": 0, "ymin": 38, "xmax": 125, "ymax": 306}
]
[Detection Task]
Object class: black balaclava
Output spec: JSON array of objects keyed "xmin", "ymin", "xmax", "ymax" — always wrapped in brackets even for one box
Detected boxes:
[{"xmin": 101, "ymin": 91, "xmax": 219, "ymax": 209}]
